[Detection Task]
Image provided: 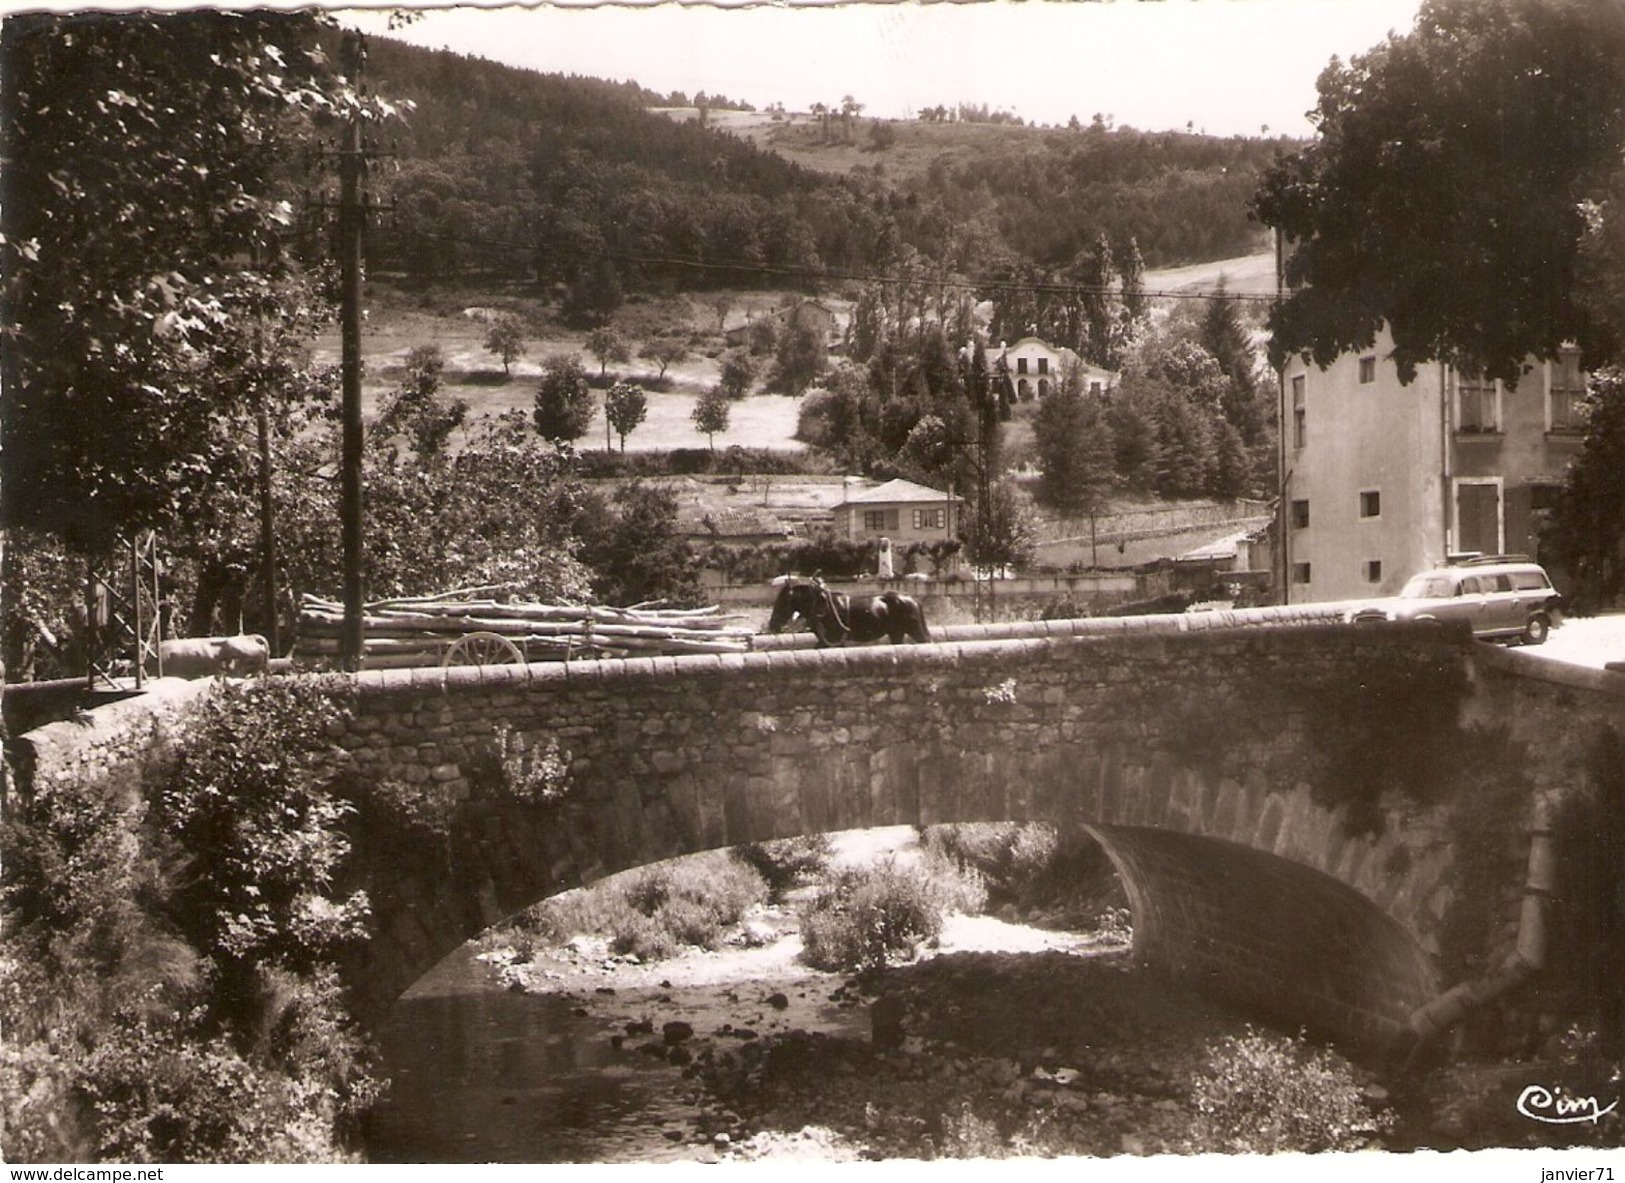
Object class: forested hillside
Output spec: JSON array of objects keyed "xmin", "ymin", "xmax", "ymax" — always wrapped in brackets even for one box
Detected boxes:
[{"xmin": 360, "ymin": 37, "xmax": 1292, "ymax": 299}]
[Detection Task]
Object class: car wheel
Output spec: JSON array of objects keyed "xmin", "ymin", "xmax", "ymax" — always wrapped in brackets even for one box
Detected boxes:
[{"xmin": 1522, "ymin": 614, "xmax": 1550, "ymax": 646}]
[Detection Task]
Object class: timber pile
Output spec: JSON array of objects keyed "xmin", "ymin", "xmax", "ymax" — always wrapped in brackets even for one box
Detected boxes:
[{"xmin": 295, "ymin": 589, "xmax": 756, "ymax": 667}]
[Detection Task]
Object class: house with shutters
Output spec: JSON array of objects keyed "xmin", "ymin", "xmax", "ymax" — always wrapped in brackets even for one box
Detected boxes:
[
  {"xmin": 831, "ymin": 478, "xmax": 964, "ymax": 546},
  {"xmin": 982, "ymin": 337, "xmax": 1119, "ymax": 402},
  {"xmin": 1279, "ymin": 325, "xmax": 1587, "ymax": 603}
]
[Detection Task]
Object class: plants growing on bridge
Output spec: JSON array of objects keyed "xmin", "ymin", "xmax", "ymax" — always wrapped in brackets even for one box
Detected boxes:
[
  {"xmin": 160, "ymin": 679, "xmax": 370, "ymax": 974},
  {"xmin": 468, "ymin": 723, "xmax": 572, "ymax": 805}
]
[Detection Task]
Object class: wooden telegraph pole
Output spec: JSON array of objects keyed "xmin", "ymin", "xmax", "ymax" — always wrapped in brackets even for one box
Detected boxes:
[{"xmin": 339, "ymin": 32, "xmax": 367, "ymax": 670}]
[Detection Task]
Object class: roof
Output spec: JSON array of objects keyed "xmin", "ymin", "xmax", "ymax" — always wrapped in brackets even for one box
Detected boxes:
[
  {"xmin": 841, "ymin": 478, "xmax": 959, "ymax": 505},
  {"xmin": 678, "ymin": 506, "xmax": 792, "ymax": 539}
]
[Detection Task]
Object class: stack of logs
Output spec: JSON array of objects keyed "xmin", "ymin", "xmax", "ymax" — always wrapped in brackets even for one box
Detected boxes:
[{"xmin": 295, "ymin": 590, "xmax": 757, "ymax": 668}]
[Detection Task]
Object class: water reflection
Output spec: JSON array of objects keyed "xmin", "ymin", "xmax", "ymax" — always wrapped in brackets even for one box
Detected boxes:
[{"xmin": 365, "ymin": 949, "xmax": 700, "ymax": 1163}]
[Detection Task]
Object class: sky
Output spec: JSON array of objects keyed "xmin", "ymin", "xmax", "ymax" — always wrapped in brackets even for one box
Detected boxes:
[{"xmin": 332, "ymin": 0, "xmax": 1428, "ymax": 138}]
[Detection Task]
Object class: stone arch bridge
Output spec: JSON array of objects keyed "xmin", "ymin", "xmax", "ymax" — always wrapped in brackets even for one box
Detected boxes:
[{"xmin": 15, "ymin": 609, "xmax": 1625, "ymax": 1059}]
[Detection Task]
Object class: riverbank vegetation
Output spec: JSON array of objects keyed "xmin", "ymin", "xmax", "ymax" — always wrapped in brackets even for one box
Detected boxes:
[{"xmin": 0, "ymin": 681, "xmax": 378, "ymax": 1161}]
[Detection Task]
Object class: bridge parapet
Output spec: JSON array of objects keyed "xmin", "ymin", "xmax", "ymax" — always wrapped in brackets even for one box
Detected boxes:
[{"xmin": 14, "ymin": 616, "xmax": 1618, "ymax": 1059}]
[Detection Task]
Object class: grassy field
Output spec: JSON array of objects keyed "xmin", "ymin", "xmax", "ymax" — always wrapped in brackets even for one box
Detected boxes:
[{"xmin": 317, "ymin": 287, "xmax": 811, "ymax": 452}]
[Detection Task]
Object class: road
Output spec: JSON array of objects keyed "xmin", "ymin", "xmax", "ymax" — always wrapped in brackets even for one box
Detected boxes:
[{"xmin": 1513, "ymin": 612, "xmax": 1625, "ymax": 671}]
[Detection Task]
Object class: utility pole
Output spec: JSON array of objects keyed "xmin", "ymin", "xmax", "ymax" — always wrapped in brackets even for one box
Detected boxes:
[
  {"xmin": 339, "ymin": 32, "xmax": 367, "ymax": 670},
  {"xmin": 1274, "ymin": 227, "xmax": 1289, "ymax": 606}
]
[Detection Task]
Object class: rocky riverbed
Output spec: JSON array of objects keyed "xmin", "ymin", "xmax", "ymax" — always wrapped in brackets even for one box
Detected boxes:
[{"xmin": 477, "ymin": 900, "xmax": 1394, "ymax": 1161}]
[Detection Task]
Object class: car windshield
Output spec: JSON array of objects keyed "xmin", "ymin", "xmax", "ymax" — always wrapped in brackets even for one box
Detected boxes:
[{"xmin": 1400, "ymin": 574, "xmax": 1456, "ymax": 598}]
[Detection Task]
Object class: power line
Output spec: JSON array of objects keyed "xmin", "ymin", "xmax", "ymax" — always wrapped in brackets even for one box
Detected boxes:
[{"xmin": 361, "ymin": 224, "xmax": 1279, "ymax": 304}]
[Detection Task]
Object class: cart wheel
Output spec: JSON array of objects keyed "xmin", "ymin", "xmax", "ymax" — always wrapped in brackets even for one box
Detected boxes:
[{"xmin": 442, "ymin": 631, "xmax": 524, "ymax": 668}]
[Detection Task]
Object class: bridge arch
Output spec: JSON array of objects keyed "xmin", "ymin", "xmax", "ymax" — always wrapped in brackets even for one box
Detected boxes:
[{"xmin": 334, "ymin": 623, "xmax": 1465, "ymax": 1055}]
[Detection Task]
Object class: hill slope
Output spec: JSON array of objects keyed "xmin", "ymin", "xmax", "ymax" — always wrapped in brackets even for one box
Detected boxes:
[{"xmin": 362, "ymin": 37, "xmax": 1295, "ymax": 292}]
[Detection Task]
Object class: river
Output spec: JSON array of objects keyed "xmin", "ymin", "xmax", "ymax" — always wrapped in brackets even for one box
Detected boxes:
[{"xmin": 363, "ymin": 907, "xmax": 1110, "ymax": 1162}]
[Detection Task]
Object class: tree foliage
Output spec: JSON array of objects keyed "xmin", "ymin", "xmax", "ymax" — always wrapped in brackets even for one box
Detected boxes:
[
  {"xmin": 1540, "ymin": 368, "xmax": 1625, "ymax": 609},
  {"xmin": 1, "ymin": 679, "xmax": 382, "ymax": 1162},
  {"xmin": 0, "ymin": 10, "xmax": 361, "ymax": 553},
  {"xmin": 638, "ymin": 333, "xmax": 688, "ymax": 378},
  {"xmin": 362, "ymin": 35, "xmax": 1291, "ymax": 301},
  {"xmin": 373, "ymin": 345, "xmax": 467, "ymax": 460},
  {"xmin": 572, "ymin": 482, "xmax": 700, "ymax": 607},
  {"xmin": 276, "ymin": 410, "xmax": 591, "ymax": 605},
  {"xmin": 692, "ymin": 386, "xmax": 731, "ymax": 450},
  {"xmin": 1253, "ymin": 0, "xmax": 1625, "ymax": 381},
  {"xmin": 718, "ymin": 350, "xmax": 758, "ymax": 400},
  {"xmin": 768, "ymin": 320, "xmax": 828, "ymax": 395},
  {"xmin": 961, "ymin": 479, "xmax": 1038, "ymax": 572},
  {"xmin": 483, "ymin": 312, "xmax": 526, "ymax": 375},
  {"xmin": 584, "ymin": 325, "xmax": 629, "ymax": 377},
  {"xmin": 532, "ymin": 352, "xmax": 595, "ymax": 442},
  {"xmin": 603, "ymin": 381, "xmax": 648, "ymax": 453},
  {"xmin": 1034, "ymin": 387, "xmax": 1114, "ymax": 518}
]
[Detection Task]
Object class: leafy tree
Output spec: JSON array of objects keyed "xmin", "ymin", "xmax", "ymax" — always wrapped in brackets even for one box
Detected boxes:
[
  {"xmin": 585, "ymin": 325, "xmax": 629, "ymax": 378},
  {"xmin": 1034, "ymin": 387, "xmax": 1115, "ymax": 519},
  {"xmin": 692, "ymin": 385, "xmax": 731, "ymax": 451},
  {"xmin": 573, "ymin": 481, "xmax": 700, "ymax": 607},
  {"xmin": 1253, "ymin": 0, "xmax": 1625, "ymax": 381},
  {"xmin": 1105, "ymin": 385, "xmax": 1163, "ymax": 492},
  {"xmin": 1079, "ymin": 234, "xmax": 1118, "ymax": 368},
  {"xmin": 961, "ymin": 479, "xmax": 1037, "ymax": 574},
  {"xmin": 710, "ymin": 293, "xmax": 733, "ymax": 336},
  {"xmin": 795, "ymin": 363, "xmax": 881, "ymax": 472},
  {"xmin": 1200, "ymin": 279, "xmax": 1256, "ymax": 395},
  {"xmin": 1211, "ymin": 420, "xmax": 1253, "ymax": 500},
  {"xmin": 747, "ymin": 316, "xmax": 779, "ymax": 356},
  {"xmin": 1147, "ymin": 382, "xmax": 1218, "ymax": 499},
  {"xmin": 1540, "ymin": 368, "xmax": 1625, "ymax": 609},
  {"xmin": 278, "ymin": 411, "xmax": 590, "ymax": 604},
  {"xmin": 374, "ymin": 345, "xmax": 468, "ymax": 460},
  {"xmin": 1118, "ymin": 236, "xmax": 1149, "ymax": 351},
  {"xmin": 638, "ymin": 333, "xmax": 688, "ymax": 378},
  {"xmin": 0, "ymin": 10, "xmax": 358, "ymax": 555},
  {"xmin": 893, "ymin": 414, "xmax": 961, "ymax": 488},
  {"xmin": 484, "ymin": 312, "xmax": 526, "ymax": 376},
  {"xmin": 719, "ymin": 350, "xmax": 758, "ymax": 399},
  {"xmin": 604, "ymin": 381, "xmax": 649, "ymax": 453},
  {"xmin": 533, "ymin": 352, "xmax": 595, "ymax": 442},
  {"xmin": 769, "ymin": 320, "xmax": 828, "ymax": 395},
  {"xmin": 563, "ymin": 259, "xmax": 623, "ymax": 328},
  {"xmin": 848, "ymin": 284, "xmax": 887, "ymax": 363},
  {"xmin": 1200, "ymin": 279, "xmax": 1266, "ymax": 441}
]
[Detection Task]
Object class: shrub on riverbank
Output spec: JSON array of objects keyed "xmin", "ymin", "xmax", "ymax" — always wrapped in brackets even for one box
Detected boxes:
[
  {"xmin": 919, "ymin": 822, "xmax": 1122, "ymax": 927},
  {"xmin": 731, "ymin": 835, "xmax": 834, "ymax": 901},
  {"xmin": 1184, "ymin": 1028, "xmax": 1393, "ymax": 1153},
  {"xmin": 505, "ymin": 852, "xmax": 769, "ymax": 961},
  {"xmin": 798, "ymin": 854, "xmax": 986, "ymax": 973},
  {"xmin": 0, "ymin": 680, "xmax": 379, "ymax": 1162}
]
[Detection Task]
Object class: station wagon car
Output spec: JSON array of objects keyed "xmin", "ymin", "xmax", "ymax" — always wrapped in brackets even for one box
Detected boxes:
[{"xmin": 1347, "ymin": 557, "xmax": 1563, "ymax": 645}]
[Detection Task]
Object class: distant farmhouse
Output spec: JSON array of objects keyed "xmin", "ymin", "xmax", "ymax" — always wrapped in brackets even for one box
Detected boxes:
[
  {"xmin": 974, "ymin": 337, "xmax": 1119, "ymax": 402},
  {"xmin": 1281, "ymin": 325, "xmax": 1587, "ymax": 602},
  {"xmin": 832, "ymin": 478, "xmax": 964, "ymax": 546},
  {"xmin": 724, "ymin": 298, "xmax": 842, "ymax": 349}
]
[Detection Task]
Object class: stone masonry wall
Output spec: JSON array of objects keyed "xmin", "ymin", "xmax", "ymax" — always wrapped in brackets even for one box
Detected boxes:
[
  {"xmin": 334, "ymin": 618, "xmax": 1477, "ymax": 1049},
  {"xmin": 19, "ymin": 607, "xmax": 1619, "ymax": 1056}
]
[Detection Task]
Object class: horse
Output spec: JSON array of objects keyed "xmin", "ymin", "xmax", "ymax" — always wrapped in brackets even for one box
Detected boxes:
[{"xmin": 766, "ymin": 579, "xmax": 931, "ymax": 647}]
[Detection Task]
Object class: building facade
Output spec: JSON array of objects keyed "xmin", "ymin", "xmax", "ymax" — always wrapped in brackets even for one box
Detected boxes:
[
  {"xmin": 832, "ymin": 478, "xmax": 964, "ymax": 546},
  {"xmin": 1281, "ymin": 327, "xmax": 1586, "ymax": 602},
  {"xmin": 990, "ymin": 337, "xmax": 1118, "ymax": 401}
]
